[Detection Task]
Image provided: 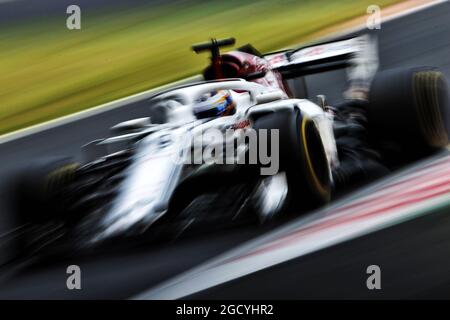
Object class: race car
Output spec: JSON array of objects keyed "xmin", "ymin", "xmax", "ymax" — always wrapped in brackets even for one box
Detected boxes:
[{"xmin": 10, "ymin": 36, "xmax": 449, "ymax": 257}]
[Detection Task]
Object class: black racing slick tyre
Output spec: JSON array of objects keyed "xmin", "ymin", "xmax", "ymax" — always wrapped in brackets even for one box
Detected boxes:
[
  {"xmin": 12, "ymin": 158, "xmax": 79, "ymax": 223},
  {"xmin": 369, "ymin": 67, "xmax": 449, "ymax": 164},
  {"xmin": 253, "ymin": 108, "xmax": 331, "ymax": 212}
]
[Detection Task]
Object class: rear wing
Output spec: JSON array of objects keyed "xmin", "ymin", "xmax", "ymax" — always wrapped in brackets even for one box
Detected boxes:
[{"xmin": 264, "ymin": 35, "xmax": 378, "ymax": 79}]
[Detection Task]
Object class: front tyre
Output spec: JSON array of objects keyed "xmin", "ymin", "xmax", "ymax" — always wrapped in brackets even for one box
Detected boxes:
[
  {"xmin": 253, "ymin": 109, "xmax": 331, "ymax": 213},
  {"xmin": 12, "ymin": 158, "xmax": 79, "ymax": 223}
]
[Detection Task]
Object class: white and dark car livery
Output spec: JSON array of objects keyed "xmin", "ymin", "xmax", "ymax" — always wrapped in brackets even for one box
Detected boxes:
[{"xmin": 11, "ymin": 36, "xmax": 449, "ymax": 256}]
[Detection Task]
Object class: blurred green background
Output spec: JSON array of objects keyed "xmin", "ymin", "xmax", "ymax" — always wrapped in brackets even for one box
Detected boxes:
[{"xmin": 0, "ymin": 0, "xmax": 402, "ymax": 134}]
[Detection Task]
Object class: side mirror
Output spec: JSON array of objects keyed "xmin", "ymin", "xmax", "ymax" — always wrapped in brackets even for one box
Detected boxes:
[
  {"xmin": 255, "ymin": 91, "xmax": 284, "ymax": 104},
  {"xmin": 110, "ymin": 117, "xmax": 151, "ymax": 134}
]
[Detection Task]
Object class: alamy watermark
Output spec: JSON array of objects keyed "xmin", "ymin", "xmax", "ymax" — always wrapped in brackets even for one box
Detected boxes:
[
  {"xmin": 66, "ymin": 265, "xmax": 81, "ymax": 290},
  {"xmin": 169, "ymin": 125, "xmax": 280, "ymax": 176},
  {"xmin": 366, "ymin": 265, "xmax": 381, "ymax": 290},
  {"xmin": 366, "ymin": 5, "xmax": 381, "ymax": 30},
  {"xmin": 66, "ymin": 5, "xmax": 81, "ymax": 30}
]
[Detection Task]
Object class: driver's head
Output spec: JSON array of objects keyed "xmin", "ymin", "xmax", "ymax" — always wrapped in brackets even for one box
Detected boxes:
[{"xmin": 193, "ymin": 90, "xmax": 236, "ymax": 119}]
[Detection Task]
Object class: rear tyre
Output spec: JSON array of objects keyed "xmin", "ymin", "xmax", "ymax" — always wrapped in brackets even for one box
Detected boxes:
[
  {"xmin": 253, "ymin": 108, "xmax": 331, "ymax": 213},
  {"xmin": 369, "ymin": 67, "xmax": 449, "ymax": 164}
]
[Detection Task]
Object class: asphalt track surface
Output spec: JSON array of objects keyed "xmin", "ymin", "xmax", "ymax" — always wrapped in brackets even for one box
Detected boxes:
[{"xmin": 0, "ymin": 1, "xmax": 450, "ymax": 299}]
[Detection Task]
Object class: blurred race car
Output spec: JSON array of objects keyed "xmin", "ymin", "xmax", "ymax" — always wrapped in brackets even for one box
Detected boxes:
[{"xmin": 10, "ymin": 36, "xmax": 449, "ymax": 257}]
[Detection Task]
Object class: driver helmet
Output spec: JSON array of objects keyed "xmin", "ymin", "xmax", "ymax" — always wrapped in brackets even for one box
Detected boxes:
[{"xmin": 193, "ymin": 90, "xmax": 236, "ymax": 119}]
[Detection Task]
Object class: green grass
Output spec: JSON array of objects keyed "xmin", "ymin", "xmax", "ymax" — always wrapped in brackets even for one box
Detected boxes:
[{"xmin": 0, "ymin": 0, "xmax": 402, "ymax": 135}]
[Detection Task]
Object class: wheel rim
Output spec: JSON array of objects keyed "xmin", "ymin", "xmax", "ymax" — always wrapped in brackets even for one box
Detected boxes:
[
  {"xmin": 300, "ymin": 117, "xmax": 330, "ymax": 199},
  {"xmin": 413, "ymin": 70, "xmax": 448, "ymax": 147}
]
